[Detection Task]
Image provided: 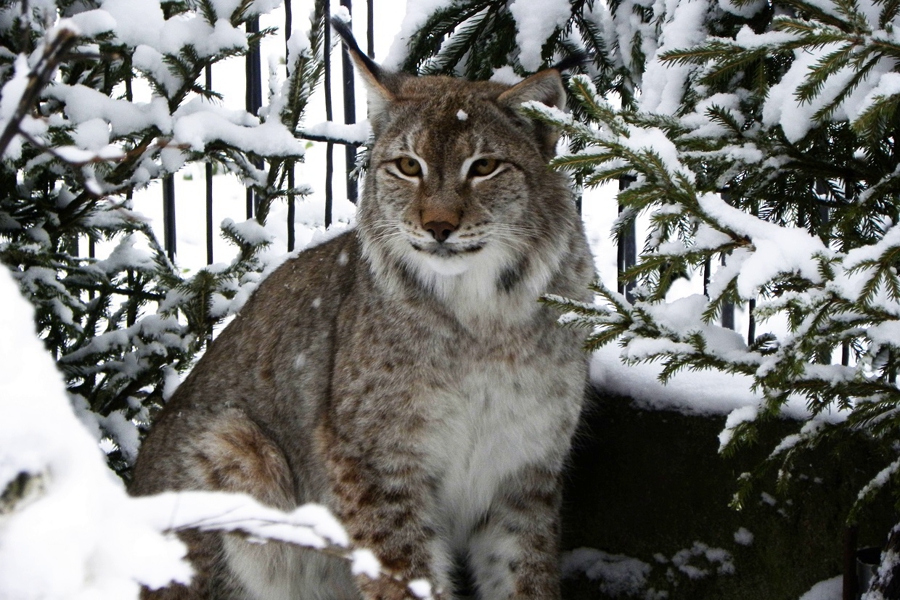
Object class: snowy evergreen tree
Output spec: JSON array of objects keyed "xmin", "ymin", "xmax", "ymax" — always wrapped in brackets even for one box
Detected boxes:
[
  {"xmin": 0, "ymin": 0, "xmax": 325, "ymax": 479},
  {"xmin": 395, "ymin": 0, "xmax": 900, "ymax": 588}
]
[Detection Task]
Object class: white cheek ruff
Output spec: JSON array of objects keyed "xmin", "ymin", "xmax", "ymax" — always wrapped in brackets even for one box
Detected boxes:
[
  {"xmin": 362, "ymin": 217, "xmax": 564, "ymax": 326},
  {"xmin": 400, "ymin": 242, "xmax": 550, "ymax": 324},
  {"xmin": 418, "ymin": 252, "xmax": 473, "ymax": 276}
]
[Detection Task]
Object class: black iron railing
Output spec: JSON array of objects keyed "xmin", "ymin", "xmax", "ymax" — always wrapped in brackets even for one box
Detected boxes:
[{"xmin": 154, "ymin": 1, "xmax": 750, "ymax": 338}]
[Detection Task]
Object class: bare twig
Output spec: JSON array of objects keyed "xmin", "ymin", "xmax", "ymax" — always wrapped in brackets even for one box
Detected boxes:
[{"xmin": 0, "ymin": 26, "xmax": 79, "ymax": 157}]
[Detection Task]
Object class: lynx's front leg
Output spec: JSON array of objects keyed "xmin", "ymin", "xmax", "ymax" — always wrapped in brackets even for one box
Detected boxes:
[
  {"xmin": 317, "ymin": 421, "xmax": 451, "ymax": 600},
  {"xmin": 468, "ymin": 465, "xmax": 563, "ymax": 600}
]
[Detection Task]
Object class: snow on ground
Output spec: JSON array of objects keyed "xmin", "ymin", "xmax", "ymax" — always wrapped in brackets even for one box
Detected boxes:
[
  {"xmin": 562, "ymin": 541, "xmax": 735, "ymax": 598},
  {"xmin": 798, "ymin": 576, "xmax": 843, "ymax": 600},
  {"xmin": 561, "ymin": 547, "xmax": 654, "ymax": 597}
]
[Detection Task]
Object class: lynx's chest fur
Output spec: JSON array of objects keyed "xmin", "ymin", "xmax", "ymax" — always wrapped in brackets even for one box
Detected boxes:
[
  {"xmin": 131, "ymin": 19, "xmax": 595, "ymax": 600},
  {"xmin": 424, "ymin": 364, "xmax": 583, "ymax": 544}
]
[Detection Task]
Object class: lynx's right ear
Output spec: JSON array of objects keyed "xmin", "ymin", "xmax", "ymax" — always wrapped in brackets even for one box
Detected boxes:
[{"xmin": 330, "ymin": 17, "xmax": 395, "ymax": 124}]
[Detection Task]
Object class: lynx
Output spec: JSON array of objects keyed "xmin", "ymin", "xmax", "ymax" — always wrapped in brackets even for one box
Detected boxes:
[{"xmin": 130, "ymin": 19, "xmax": 594, "ymax": 600}]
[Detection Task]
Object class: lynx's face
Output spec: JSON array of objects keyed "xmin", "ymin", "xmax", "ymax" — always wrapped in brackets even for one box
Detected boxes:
[
  {"xmin": 355, "ymin": 73, "xmax": 575, "ymax": 316},
  {"xmin": 365, "ymin": 91, "xmax": 548, "ymax": 279}
]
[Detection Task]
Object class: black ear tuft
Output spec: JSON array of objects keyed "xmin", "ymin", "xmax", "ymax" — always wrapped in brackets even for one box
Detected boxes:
[
  {"xmin": 549, "ymin": 52, "xmax": 590, "ymax": 75},
  {"xmin": 329, "ymin": 16, "xmax": 384, "ymax": 86},
  {"xmin": 330, "ymin": 16, "xmax": 395, "ymax": 124}
]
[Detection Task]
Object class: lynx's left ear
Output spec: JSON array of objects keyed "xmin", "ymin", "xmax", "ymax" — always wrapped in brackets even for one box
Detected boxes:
[
  {"xmin": 497, "ymin": 70, "xmax": 566, "ymax": 112},
  {"xmin": 498, "ymin": 69, "xmax": 567, "ymax": 158},
  {"xmin": 330, "ymin": 17, "xmax": 396, "ymax": 130}
]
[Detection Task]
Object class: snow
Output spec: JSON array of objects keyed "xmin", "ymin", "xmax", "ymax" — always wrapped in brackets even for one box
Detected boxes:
[
  {"xmin": 798, "ymin": 575, "xmax": 842, "ymax": 600},
  {"xmin": 563, "ymin": 543, "xmax": 733, "ymax": 596},
  {"xmin": 697, "ymin": 192, "xmax": 828, "ymax": 298},
  {"xmin": 761, "ymin": 40, "xmax": 894, "ymax": 142},
  {"xmin": 222, "ymin": 217, "xmax": 276, "ymax": 246},
  {"xmin": 561, "ymin": 547, "xmax": 652, "ymax": 596},
  {"xmin": 718, "ymin": 0, "xmax": 767, "ymax": 17},
  {"xmin": 47, "ymin": 84, "xmax": 172, "ymax": 137},
  {"xmin": 408, "ymin": 579, "xmax": 434, "ymax": 599},
  {"xmin": 734, "ymin": 527, "xmax": 754, "ymax": 546},
  {"xmin": 864, "ymin": 531, "xmax": 899, "ymax": 600},
  {"xmin": 350, "ymin": 548, "xmax": 382, "ymax": 579},
  {"xmin": 0, "ymin": 56, "xmax": 39, "ymax": 160},
  {"xmin": 639, "ymin": 0, "xmax": 712, "ymax": 115},
  {"xmin": 0, "ymin": 264, "xmax": 377, "ymax": 599},
  {"xmin": 857, "ymin": 457, "xmax": 900, "ymax": 502},
  {"xmin": 383, "ymin": 0, "xmax": 455, "ymax": 69},
  {"xmin": 490, "ymin": 66, "xmax": 523, "ymax": 85},
  {"xmin": 66, "ymin": 9, "xmax": 116, "ymax": 37},
  {"xmin": 95, "ymin": 235, "xmax": 157, "ymax": 274},
  {"xmin": 624, "ymin": 126, "xmax": 694, "ymax": 182},
  {"xmin": 670, "ymin": 541, "xmax": 735, "ymax": 578},
  {"xmin": 3, "ymin": 0, "xmax": 891, "ymax": 595},
  {"xmin": 98, "ymin": 410, "xmax": 141, "ymax": 464},
  {"xmin": 72, "ymin": 117, "xmax": 111, "ymax": 151},
  {"xmin": 591, "ymin": 344, "xmax": 759, "ymax": 414},
  {"xmin": 98, "ymin": 0, "xmax": 165, "ymax": 49},
  {"xmin": 0, "ymin": 265, "xmax": 192, "ymax": 599},
  {"xmin": 303, "ymin": 120, "xmax": 372, "ymax": 144},
  {"xmin": 100, "ymin": 0, "xmax": 248, "ymax": 58},
  {"xmin": 509, "ymin": 0, "xmax": 572, "ymax": 71},
  {"xmin": 173, "ymin": 107, "xmax": 306, "ymax": 156}
]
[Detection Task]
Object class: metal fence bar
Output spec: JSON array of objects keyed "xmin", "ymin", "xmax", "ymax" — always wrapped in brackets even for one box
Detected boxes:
[
  {"xmin": 367, "ymin": 0, "xmax": 374, "ymax": 58},
  {"xmin": 747, "ymin": 299, "xmax": 756, "ymax": 346},
  {"xmin": 340, "ymin": 0, "xmax": 358, "ymax": 203},
  {"xmin": 323, "ymin": 0, "xmax": 335, "ymax": 228},
  {"xmin": 285, "ymin": 0, "xmax": 296, "ymax": 252},
  {"xmin": 245, "ymin": 17, "xmax": 263, "ymax": 219},
  {"xmin": 205, "ymin": 65, "xmax": 214, "ymax": 265},
  {"xmin": 719, "ymin": 188, "xmax": 735, "ymax": 330},
  {"xmin": 163, "ymin": 173, "xmax": 176, "ymax": 261},
  {"xmin": 157, "ymin": 3, "xmax": 763, "ymax": 355},
  {"xmin": 617, "ymin": 177, "xmax": 636, "ymax": 302}
]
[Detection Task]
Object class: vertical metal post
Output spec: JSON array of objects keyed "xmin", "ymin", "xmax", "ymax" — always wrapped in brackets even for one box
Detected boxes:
[
  {"xmin": 720, "ymin": 270, "xmax": 735, "ymax": 330},
  {"xmin": 843, "ymin": 525, "xmax": 859, "ymax": 600},
  {"xmin": 163, "ymin": 173, "xmax": 176, "ymax": 261},
  {"xmin": 324, "ymin": 0, "xmax": 334, "ymax": 228},
  {"xmin": 340, "ymin": 0, "xmax": 358, "ymax": 203},
  {"xmin": 747, "ymin": 197, "xmax": 759, "ymax": 346},
  {"xmin": 205, "ymin": 65, "xmax": 214, "ymax": 265},
  {"xmin": 285, "ymin": 0, "xmax": 296, "ymax": 250},
  {"xmin": 703, "ymin": 257, "xmax": 711, "ymax": 297},
  {"xmin": 617, "ymin": 177, "xmax": 636, "ymax": 302},
  {"xmin": 720, "ymin": 188, "xmax": 735, "ymax": 330},
  {"xmin": 367, "ymin": 0, "xmax": 374, "ymax": 58},
  {"xmin": 245, "ymin": 17, "xmax": 263, "ymax": 219},
  {"xmin": 747, "ymin": 299, "xmax": 756, "ymax": 346}
]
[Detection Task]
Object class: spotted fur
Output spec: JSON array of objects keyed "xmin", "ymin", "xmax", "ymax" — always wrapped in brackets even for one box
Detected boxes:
[{"xmin": 130, "ymin": 21, "xmax": 594, "ymax": 600}]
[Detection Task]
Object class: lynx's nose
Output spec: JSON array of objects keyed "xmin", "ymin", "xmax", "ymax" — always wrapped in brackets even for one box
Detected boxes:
[
  {"xmin": 421, "ymin": 207, "xmax": 461, "ymax": 243},
  {"xmin": 424, "ymin": 220, "xmax": 458, "ymax": 243}
]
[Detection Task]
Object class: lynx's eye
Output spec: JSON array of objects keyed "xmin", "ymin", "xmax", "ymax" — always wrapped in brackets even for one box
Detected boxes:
[
  {"xmin": 469, "ymin": 158, "xmax": 499, "ymax": 178},
  {"xmin": 396, "ymin": 157, "xmax": 422, "ymax": 177}
]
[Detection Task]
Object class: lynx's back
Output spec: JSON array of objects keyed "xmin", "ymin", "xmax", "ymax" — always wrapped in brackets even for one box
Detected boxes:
[{"xmin": 132, "ymin": 21, "xmax": 594, "ymax": 600}]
